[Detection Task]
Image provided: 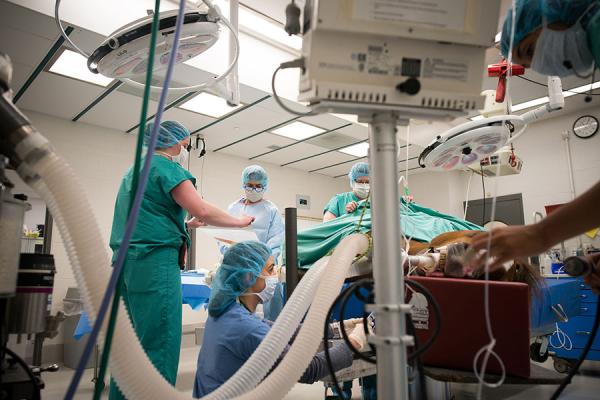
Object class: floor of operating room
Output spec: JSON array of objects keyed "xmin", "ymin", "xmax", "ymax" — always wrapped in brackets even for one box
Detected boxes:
[{"xmin": 41, "ymin": 336, "xmax": 600, "ymax": 400}]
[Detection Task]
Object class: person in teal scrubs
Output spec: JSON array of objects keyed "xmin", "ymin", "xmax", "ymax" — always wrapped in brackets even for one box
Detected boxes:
[
  {"xmin": 323, "ymin": 162, "xmax": 370, "ymax": 222},
  {"xmin": 108, "ymin": 121, "xmax": 254, "ymax": 399},
  {"xmin": 322, "ymin": 161, "xmax": 376, "ymax": 399},
  {"xmin": 500, "ymin": 0, "xmax": 600, "ymax": 75}
]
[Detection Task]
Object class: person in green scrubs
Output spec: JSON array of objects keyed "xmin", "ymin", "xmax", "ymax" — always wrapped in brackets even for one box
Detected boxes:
[
  {"xmin": 323, "ymin": 162, "xmax": 370, "ymax": 222},
  {"xmin": 322, "ymin": 161, "xmax": 376, "ymax": 399},
  {"xmin": 108, "ymin": 120, "xmax": 253, "ymax": 399}
]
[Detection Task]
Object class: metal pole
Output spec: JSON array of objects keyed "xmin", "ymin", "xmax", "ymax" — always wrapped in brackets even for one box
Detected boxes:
[
  {"xmin": 32, "ymin": 332, "xmax": 44, "ymax": 366},
  {"xmin": 284, "ymin": 207, "xmax": 298, "ymax": 300},
  {"xmin": 368, "ymin": 112, "xmax": 409, "ymax": 399},
  {"xmin": 42, "ymin": 208, "xmax": 53, "ymax": 255},
  {"xmin": 186, "ymin": 227, "xmax": 196, "ymax": 271}
]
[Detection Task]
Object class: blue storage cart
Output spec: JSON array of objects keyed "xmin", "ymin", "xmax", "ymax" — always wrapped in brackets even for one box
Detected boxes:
[{"xmin": 546, "ymin": 276, "xmax": 600, "ymax": 373}]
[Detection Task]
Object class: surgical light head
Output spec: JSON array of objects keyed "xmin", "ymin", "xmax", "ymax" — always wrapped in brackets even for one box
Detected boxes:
[
  {"xmin": 88, "ymin": 9, "xmax": 220, "ymax": 79},
  {"xmin": 418, "ymin": 116, "xmax": 524, "ymax": 171}
]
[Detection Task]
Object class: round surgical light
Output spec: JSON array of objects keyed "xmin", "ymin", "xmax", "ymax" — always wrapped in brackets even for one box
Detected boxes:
[
  {"xmin": 418, "ymin": 115, "xmax": 525, "ymax": 171},
  {"xmin": 87, "ymin": 9, "xmax": 219, "ymax": 79}
]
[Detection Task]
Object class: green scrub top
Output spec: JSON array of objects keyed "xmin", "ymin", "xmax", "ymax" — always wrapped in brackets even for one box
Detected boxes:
[
  {"xmin": 109, "ymin": 154, "xmax": 196, "ymax": 260},
  {"xmin": 323, "ymin": 192, "xmax": 367, "ymax": 218},
  {"xmin": 588, "ymin": 10, "xmax": 600, "ymax": 66}
]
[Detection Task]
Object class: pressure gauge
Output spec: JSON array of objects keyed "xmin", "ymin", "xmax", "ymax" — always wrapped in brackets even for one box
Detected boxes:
[{"xmin": 572, "ymin": 115, "xmax": 599, "ymax": 139}]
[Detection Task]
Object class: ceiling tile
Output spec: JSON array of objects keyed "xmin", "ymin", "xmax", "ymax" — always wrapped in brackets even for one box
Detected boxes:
[
  {"xmin": 17, "ymin": 72, "xmax": 106, "ymax": 120},
  {"xmin": 249, "ymin": 135, "xmax": 336, "ymax": 165},
  {"xmin": 200, "ymin": 106, "xmax": 298, "ymax": 150},
  {"xmin": 218, "ymin": 132, "xmax": 296, "ymax": 160},
  {"xmin": 79, "ymin": 90, "xmax": 159, "ymax": 132},
  {"xmin": 0, "ymin": 25, "xmax": 54, "ymax": 68}
]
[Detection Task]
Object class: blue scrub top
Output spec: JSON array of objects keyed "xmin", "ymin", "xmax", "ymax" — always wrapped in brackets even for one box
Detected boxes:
[
  {"xmin": 224, "ymin": 198, "xmax": 285, "ymax": 260},
  {"xmin": 193, "ymin": 303, "xmax": 270, "ymax": 397}
]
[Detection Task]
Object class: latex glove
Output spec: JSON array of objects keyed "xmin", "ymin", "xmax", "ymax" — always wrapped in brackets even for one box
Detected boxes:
[
  {"xmin": 343, "ymin": 318, "xmax": 363, "ymax": 330},
  {"xmin": 348, "ymin": 323, "xmax": 368, "ymax": 352},
  {"xmin": 345, "ymin": 201, "xmax": 358, "ymax": 214},
  {"xmin": 238, "ymin": 215, "xmax": 255, "ymax": 228},
  {"xmin": 329, "ymin": 318, "xmax": 363, "ymax": 339},
  {"xmin": 186, "ymin": 217, "xmax": 207, "ymax": 229}
]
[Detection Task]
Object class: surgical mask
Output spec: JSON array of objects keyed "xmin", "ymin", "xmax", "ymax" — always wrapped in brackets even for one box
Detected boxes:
[
  {"xmin": 531, "ymin": 21, "xmax": 594, "ymax": 77},
  {"xmin": 243, "ymin": 275, "xmax": 278, "ymax": 304},
  {"xmin": 172, "ymin": 145, "xmax": 189, "ymax": 166},
  {"xmin": 352, "ymin": 182, "xmax": 370, "ymax": 199},
  {"xmin": 244, "ymin": 189, "xmax": 263, "ymax": 203}
]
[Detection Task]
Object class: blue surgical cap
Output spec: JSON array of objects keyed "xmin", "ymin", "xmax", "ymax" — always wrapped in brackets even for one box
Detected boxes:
[
  {"xmin": 348, "ymin": 162, "xmax": 369, "ymax": 182},
  {"xmin": 501, "ymin": 0, "xmax": 598, "ymax": 58},
  {"xmin": 144, "ymin": 120, "xmax": 190, "ymax": 149},
  {"xmin": 208, "ymin": 241, "xmax": 271, "ymax": 317},
  {"xmin": 242, "ymin": 165, "xmax": 268, "ymax": 188}
]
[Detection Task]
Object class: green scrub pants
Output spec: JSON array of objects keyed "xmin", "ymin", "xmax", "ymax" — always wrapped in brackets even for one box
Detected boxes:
[{"xmin": 109, "ymin": 247, "xmax": 182, "ymax": 399}]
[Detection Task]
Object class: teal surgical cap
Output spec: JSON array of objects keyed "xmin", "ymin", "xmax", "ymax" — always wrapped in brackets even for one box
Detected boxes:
[
  {"xmin": 145, "ymin": 120, "xmax": 190, "ymax": 149},
  {"xmin": 208, "ymin": 241, "xmax": 271, "ymax": 317},
  {"xmin": 348, "ymin": 162, "xmax": 369, "ymax": 182},
  {"xmin": 242, "ymin": 165, "xmax": 268, "ymax": 188},
  {"xmin": 501, "ymin": 0, "xmax": 598, "ymax": 58}
]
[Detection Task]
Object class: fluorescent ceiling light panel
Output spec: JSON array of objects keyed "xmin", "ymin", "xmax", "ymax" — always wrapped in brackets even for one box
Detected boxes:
[
  {"xmin": 49, "ymin": 50, "xmax": 113, "ymax": 87},
  {"xmin": 271, "ymin": 121, "xmax": 325, "ymax": 140},
  {"xmin": 512, "ymin": 80, "xmax": 600, "ymax": 112},
  {"xmin": 179, "ymin": 92, "xmax": 242, "ymax": 117},
  {"xmin": 339, "ymin": 142, "xmax": 369, "ymax": 157},
  {"xmin": 563, "ymin": 80, "xmax": 600, "ymax": 96},
  {"xmin": 512, "ymin": 96, "xmax": 549, "ymax": 112},
  {"xmin": 469, "ymin": 115, "xmax": 485, "ymax": 121}
]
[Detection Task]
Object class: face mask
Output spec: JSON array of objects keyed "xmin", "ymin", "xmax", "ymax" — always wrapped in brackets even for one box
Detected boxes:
[
  {"xmin": 531, "ymin": 22, "xmax": 594, "ymax": 77},
  {"xmin": 245, "ymin": 275, "xmax": 278, "ymax": 304},
  {"xmin": 172, "ymin": 145, "xmax": 189, "ymax": 166},
  {"xmin": 352, "ymin": 182, "xmax": 370, "ymax": 199},
  {"xmin": 244, "ymin": 189, "xmax": 264, "ymax": 203}
]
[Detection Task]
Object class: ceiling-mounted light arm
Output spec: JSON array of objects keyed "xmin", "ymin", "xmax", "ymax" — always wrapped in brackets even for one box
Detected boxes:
[
  {"xmin": 507, "ymin": 76, "xmax": 564, "ymax": 144},
  {"xmin": 521, "ymin": 76, "xmax": 564, "ymax": 124},
  {"xmin": 225, "ymin": 0, "xmax": 240, "ymax": 106}
]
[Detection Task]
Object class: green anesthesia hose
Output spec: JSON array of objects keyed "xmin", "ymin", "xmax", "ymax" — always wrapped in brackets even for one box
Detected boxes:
[{"xmin": 93, "ymin": 1, "xmax": 161, "ymax": 397}]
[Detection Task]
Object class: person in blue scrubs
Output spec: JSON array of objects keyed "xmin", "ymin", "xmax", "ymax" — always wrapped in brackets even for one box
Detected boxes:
[
  {"xmin": 194, "ymin": 241, "xmax": 367, "ymax": 398},
  {"xmin": 222, "ymin": 165, "xmax": 285, "ymax": 321}
]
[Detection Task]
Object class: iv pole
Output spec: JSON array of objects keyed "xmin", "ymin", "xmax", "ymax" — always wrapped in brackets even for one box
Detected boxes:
[{"xmin": 366, "ymin": 112, "xmax": 412, "ymax": 399}]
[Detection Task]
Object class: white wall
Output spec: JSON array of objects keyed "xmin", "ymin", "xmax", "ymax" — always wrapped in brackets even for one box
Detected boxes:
[
  {"xmin": 409, "ymin": 102, "xmax": 600, "ymax": 253},
  {"xmin": 406, "ymin": 170, "xmax": 468, "ymax": 218},
  {"xmin": 11, "ymin": 110, "xmax": 347, "ymax": 348}
]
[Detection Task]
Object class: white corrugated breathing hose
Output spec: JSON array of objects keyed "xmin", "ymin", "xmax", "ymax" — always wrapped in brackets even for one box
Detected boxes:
[{"xmin": 22, "ymin": 147, "xmax": 368, "ymax": 399}]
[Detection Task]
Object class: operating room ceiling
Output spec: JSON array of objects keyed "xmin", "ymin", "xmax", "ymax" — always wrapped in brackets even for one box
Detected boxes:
[{"xmin": 2, "ymin": 0, "xmax": 599, "ymax": 179}]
